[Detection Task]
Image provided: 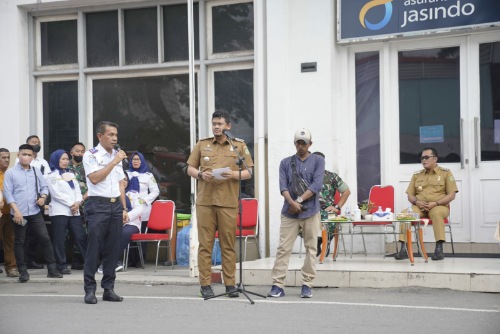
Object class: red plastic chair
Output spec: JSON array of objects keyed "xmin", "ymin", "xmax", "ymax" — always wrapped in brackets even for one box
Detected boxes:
[
  {"xmin": 124, "ymin": 200, "xmax": 176, "ymax": 272},
  {"xmin": 350, "ymin": 185, "xmax": 398, "ymax": 257},
  {"xmin": 214, "ymin": 198, "xmax": 259, "ymax": 262}
]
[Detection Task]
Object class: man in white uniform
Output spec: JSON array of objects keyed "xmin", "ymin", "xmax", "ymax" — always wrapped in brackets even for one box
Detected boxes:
[{"xmin": 82, "ymin": 121, "xmax": 128, "ymax": 304}]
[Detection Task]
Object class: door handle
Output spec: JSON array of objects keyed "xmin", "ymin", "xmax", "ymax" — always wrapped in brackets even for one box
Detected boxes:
[
  {"xmin": 460, "ymin": 118, "xmax": 464, "ymax": 169},
  {"xmin": 474, "ymin": 117, "xmax": 479, "ymax": 168}
]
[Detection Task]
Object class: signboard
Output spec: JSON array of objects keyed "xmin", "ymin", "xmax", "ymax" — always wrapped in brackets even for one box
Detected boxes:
[
  {"xmin": 338, "ymin": 0, "xmax": 500, "ymax": 43},
  {"xmin": 420, "ymin": 125, "xmax": 444, "ymax": 143}
]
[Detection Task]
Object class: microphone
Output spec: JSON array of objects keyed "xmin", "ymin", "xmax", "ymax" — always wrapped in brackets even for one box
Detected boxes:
[
  {"xmin": 222, "ymin": 129, "xmax": 235, "ymax": 140},
  {"xmin": 113, "ymin": 144, "xmax": 128, "ymax": 165}
]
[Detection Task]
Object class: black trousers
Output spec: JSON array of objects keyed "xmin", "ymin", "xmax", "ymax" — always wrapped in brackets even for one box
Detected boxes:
[
  {"xmin": 12, "ymin": 212, "xmax": 56, "ymax": 271},
  {"xmin": 50, "ymin": 215, "xmax": 87, "ymax": 271},
  {"xmin": 83, "ymin": 198, "xmax": 123, "ymax": 293}
]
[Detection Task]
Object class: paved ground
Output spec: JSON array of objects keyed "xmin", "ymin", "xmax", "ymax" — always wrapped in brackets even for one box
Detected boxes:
[{"xmin": 1, "ymin": 282, "xmax": 499, "ymax": 334}]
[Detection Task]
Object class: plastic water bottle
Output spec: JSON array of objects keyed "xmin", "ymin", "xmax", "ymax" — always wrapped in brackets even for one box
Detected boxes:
[
  {"xmin": 344, "ymin": 206, "xmax": 351, "ymax": 219},
  {"xmin": 353, "ymin": 207, "xmax": 361, "ymax": 221}
]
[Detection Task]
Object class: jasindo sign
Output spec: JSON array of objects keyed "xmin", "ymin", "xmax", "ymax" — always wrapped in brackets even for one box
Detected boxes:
[{"xmin": 339, "ymin": 0, "xmax": 500, "ymax": 42}]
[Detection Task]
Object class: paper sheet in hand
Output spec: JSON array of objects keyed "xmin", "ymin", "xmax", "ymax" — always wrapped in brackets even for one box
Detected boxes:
[{"xmin": 212, "ymin": 167, "xmax": 231, "ymax": 180}]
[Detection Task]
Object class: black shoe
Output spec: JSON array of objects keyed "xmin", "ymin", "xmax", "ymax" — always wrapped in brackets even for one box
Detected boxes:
[
  {"xmin": 0, "ymin": 268, "xmax": 3, "ymax": 273},
  {"xmin": 103, "ymin": 289, "xmax": 123, "ymax": 302},
  {"xmin": 395, "ymin": 242, "xmax": 408, "ymax": 260},
  {"xmin": 84, "ymin": 291, "xmax": 97, "ymax": 304},
  {"xmin": 19, "ymin": 271, "xmax": 30, "ymax": 283},
  {"xmin": 47, "ymin": 265, "xmax": 63, "ymax": 278},
  {"xmin": 225, "ymin": 285, "xmax": 240, "ymax": 298},
  {"xmin": 431, "ymin": 241, "xmax": 445, "ymax": 261},
  {"xmin": 60, "ymin": 268, "xmax": 71, "ymax": 275},
  {"xmin": 199, "ymin": 285, "xmax": 215, "ymax": 298},
  {"xmin": 27, "ymin": 261, "xmax": 44, "ymax": 269},
  {"xmin": 71, "ymin": 263, "xmax": 84, "ymax": 270}
]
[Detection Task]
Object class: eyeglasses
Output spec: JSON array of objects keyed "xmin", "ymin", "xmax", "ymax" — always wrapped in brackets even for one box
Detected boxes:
[{"xmin": 420, "ymin": 155, "xmax": 436, "ymax": 161}]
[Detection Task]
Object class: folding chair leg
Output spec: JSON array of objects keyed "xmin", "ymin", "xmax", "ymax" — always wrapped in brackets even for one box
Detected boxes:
[
  {"xmin": 137, "ymin": 242, "xmax": 145, "ymax": 269},
  {"xmin": 448, "ymin": 226, "xmax": 455, "ymax": 255},
  {"xmin": 123, "ymin": 249, "xmax": 128, "ymax": 272},
  {"xmin": 155, "ymin": 241, "xmax": 161, "ymax": 272},
  {"xmin": 360, "ymin": 227, "xmax": 367, "ymax": 256}
]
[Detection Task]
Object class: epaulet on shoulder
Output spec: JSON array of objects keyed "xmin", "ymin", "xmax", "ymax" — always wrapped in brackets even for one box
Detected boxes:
[
  {"xmin": 199, "ymin": 136, "xmax": 213, "ymax": 141},
  {"xmin": 89, "ymin": 148, "xmax": 98, "ymax": 154},
  {"xmin": 439, "ymin": 166, "xmax": 450, "ymax": 172},
  {"xmin": 234, "ymin": 137, "xmax": 245, "ymax": 142},
  {"xmin": 414, "ymin": 169, "xmax": 425, "ymax": 175}
]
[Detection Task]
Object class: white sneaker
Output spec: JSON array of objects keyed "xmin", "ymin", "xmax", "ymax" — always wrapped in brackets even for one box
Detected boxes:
[
  {"xmin": 115, "ymin": 262, "xmax": 124, "ymax": 272},
  {"xmin": 97, "ymin": 265, "xmax": 103, "ymax": 274}
]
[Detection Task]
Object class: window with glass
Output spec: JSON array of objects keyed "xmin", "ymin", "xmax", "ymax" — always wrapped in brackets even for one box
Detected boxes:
[
  {"xmin": 479, "ymin": 42, "xmax": 500, "ymax": 161},
  {"xmin": 40, "ymin": 20, "xmax": 78, "ymax": 65},
  {"xmin": 42, "ymin": 81, "xmax": 79, "ymax": 160},
  {"xmin": 124, "ymin": 8, "xmax": 158, "ymax": 65},
  {"xmin": 399, "ymin": 47, "xmax": 461, "ymax": 164},
  {"xmin": 86, "ymin": 11, "xmax": 119, "ymax": 67},
  {"xmin": 34, "ymin": 1, "xmax": 255, "ymax": 212},
  {"xmin": 355, "ymin": 52, "xmax": 381, "ymax": 202},
  {"xmin": 211, "ymin": 2, "xmax": 254, "ymax": 54},
  {"xmin": 163, "ymin": 4, "xmax": 200, "ymax": 62},
  {"xmin": 93, "ymin": 75, "xmax": 193, "ymax": 211},
  {"xmin": 214, "ymin": 68, "xmax": 254, "ymax": 197}
]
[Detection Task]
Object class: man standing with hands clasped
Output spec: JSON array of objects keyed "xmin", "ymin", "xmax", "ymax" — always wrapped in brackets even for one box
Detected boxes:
[
  {"xmin": 187, "ymin": 111, "xmax": 254, "ymax": 299},
  {"xmin": 82, "ymin": 121, "xmax": 128, "ymax": 304},
  {"xmin": 268, "ymin": 128, "xmax": 325, "ymax": 299}
]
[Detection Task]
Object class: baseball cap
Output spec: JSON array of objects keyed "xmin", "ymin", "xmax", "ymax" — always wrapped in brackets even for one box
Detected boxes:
[{"xmin": 294, "ymin": 128, "xmax": 312, "ymax": 144}]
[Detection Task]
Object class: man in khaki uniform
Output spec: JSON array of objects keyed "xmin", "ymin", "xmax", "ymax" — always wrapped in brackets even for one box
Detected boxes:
[
  {"xmin": 187, "ymin": 111, "xmax": 253, "ymax": 299},
  {"xmin": 396, "ymin": 147, "xmax": 458, "ymax": 261}
]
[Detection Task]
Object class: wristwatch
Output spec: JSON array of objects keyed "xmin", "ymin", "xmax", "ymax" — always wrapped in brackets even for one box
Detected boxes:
[
  {"xmin": 198, "ymin": 171, "xmax": 203, "ymax": 179},
  {"xmin": 334, "ymin": 204, "xmax": 340, "ymax": 211},
  {"xmin": 296, "ymin": 196, "xmax": 303, "ymax": 204}
]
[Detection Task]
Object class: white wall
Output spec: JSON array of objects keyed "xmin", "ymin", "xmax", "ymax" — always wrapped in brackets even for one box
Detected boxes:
[
  {"xmin": 0, "ymin": 2, "xmax": 31, "ymax": 152},
  {"xmin": 266, "ymin": 0, "xmax": 339, "ymax": 255}
]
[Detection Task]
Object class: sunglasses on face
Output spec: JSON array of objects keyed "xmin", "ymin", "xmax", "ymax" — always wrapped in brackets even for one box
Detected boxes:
[{"xmin": 420, "ymin": 155, "xmax": 436, "ymax": 161}]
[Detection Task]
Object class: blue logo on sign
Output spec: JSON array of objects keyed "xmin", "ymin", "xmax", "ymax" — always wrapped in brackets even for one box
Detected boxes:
[{"xmin": 359, "ymin": 0, "xmax": 393, "ymax": 30}]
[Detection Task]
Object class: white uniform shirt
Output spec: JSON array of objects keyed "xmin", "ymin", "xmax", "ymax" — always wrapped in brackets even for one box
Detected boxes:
[
  {"xmin": 83, "ymin": 143, "xmax": 125, "ymax": 198},
  {"xmin": 124, "ymin": 191, "xmax": 144, "ymax": 231},
  {"xmin": 126, "ymin": 171, "xmax": 160, "ymax": 221},
  {"xmin": 45, "ymin": 170, "xmax": 82, "ymax": 216}
]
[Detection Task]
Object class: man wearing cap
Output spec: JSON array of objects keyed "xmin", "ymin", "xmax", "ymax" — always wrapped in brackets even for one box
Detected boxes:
[{"xmin": 268, "ymin": 128, "xmax": 325, "ymax": 298}]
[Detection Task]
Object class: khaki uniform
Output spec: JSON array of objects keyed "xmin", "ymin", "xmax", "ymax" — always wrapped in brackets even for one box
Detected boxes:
[
  {"xmin": 187, "ymin": 137, "xmax": 253, "ymax": 286},
  {"xmin": 399, "ymin": 166, "xmax": 458, "ymax": 242}
]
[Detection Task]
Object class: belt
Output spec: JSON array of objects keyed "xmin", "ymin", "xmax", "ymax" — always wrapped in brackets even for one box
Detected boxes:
[{"xmin": 88, "ymin": 196, "xmax": 120, "ymax": 203}]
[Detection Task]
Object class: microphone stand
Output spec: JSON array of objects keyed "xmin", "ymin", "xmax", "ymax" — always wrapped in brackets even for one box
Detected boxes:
[{"xmin": 205, "ymin": 136, "xmax": 266, "ymax": 304}]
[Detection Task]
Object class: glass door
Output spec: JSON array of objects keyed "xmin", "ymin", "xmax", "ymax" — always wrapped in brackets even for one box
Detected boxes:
[
  {"xmin": 390, "ymin": 36, "xmax": 470, "ymax": 242},
  {"xmin": 468, "ymin": 34, "xmax": 500, "ymax": 242}
]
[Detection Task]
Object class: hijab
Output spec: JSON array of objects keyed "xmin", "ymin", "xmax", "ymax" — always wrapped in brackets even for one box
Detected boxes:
[
  {"xmin": 124, "ymin": 173, "xmax": 132, "ymax": 212},
  {"xmin": 127, "ymin": 151, "xmax": 149, "ymax": 193},
  {"xmin": 49, "ymin": 149, "xmax": 75, "ymax": 189}
]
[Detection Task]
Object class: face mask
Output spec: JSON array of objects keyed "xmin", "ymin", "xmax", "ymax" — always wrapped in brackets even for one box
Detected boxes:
[
  {"xmin": 73, "ymin": 156, "xmax": 83, "ymax": 163},
  {"xmin": 32, "ymin": 145, "xmax": 41, "ymax": 153}
]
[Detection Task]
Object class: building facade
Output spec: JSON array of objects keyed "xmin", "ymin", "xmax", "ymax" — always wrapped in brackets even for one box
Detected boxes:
[{"xmin": 1, "ymin": 0, "xmax": 499, "ymax": 258}]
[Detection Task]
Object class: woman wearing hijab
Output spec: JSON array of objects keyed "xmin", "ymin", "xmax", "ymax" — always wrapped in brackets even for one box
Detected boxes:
[
  {"xmin": 45, "ymin": 149, "xmax": 87, "ymax": 275},
  {"xmin": 126, "ymin": 152, "xmax": 160, "ymax": 265}
]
